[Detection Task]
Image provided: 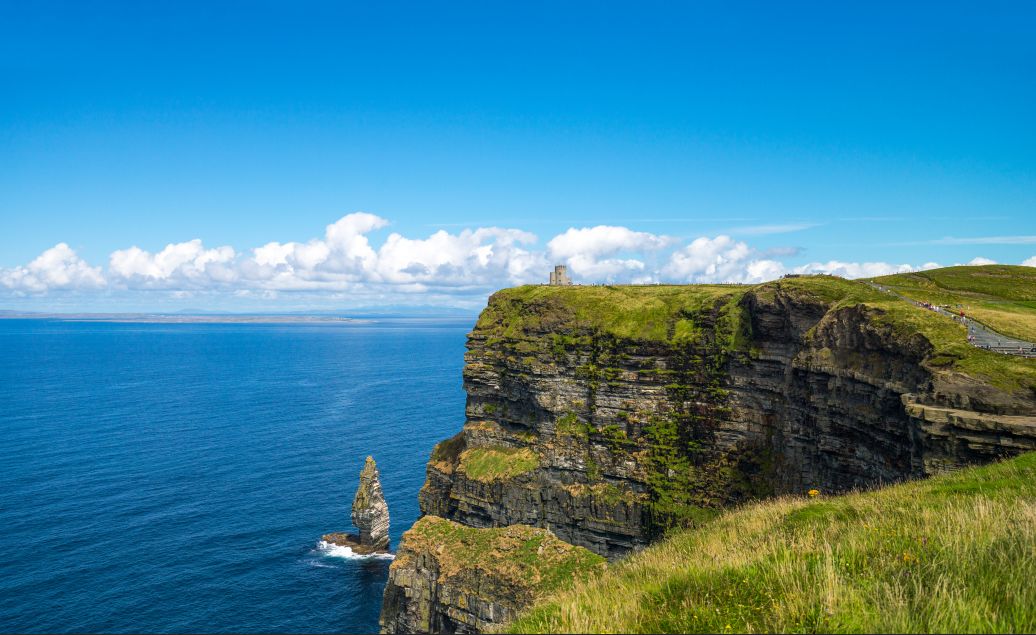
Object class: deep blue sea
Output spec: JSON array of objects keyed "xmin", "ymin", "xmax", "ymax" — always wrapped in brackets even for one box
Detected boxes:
[{"xmin": 0, "ymin": 318, "xmax": 471, "ymax": 633}]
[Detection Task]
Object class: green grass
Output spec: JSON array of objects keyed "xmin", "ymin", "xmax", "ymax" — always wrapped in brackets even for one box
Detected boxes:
[
  {"xmin": 872, "ymin": 265, "xmax": 1036, "ymax": 343},
  {"xmin": 876, "ymin": 265, "xmax": 1036, "ymax": 301},
  {"xmin": 555, "ymin": 411, "xmax": 589, "ymax": 438},
  {"xmin": 477, "ymin": 284, "xmax": 748, "ymax": 344},
  {"xmin": 457, "ymin": 446, "xmax": 540, "ymax": 482},
  {"xmin": 772, "ymin": 273, "xmax": 888, "ymax": 305},
  {"xmin": 505, "ymin": 452, "xmax": 1036, "ymax": 634},
  {"xmin": 395, "ymin": 516, "xmax": 606, "ymax": 599}
]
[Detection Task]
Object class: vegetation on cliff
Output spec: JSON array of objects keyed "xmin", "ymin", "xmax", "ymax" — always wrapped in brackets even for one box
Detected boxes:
[
  {"xmin": 475, "ymin": 283, "xmax": 749, "ymax": 345},
  {"xmin": 397, "ymin": 516, "xmax": 605, "ymax": 598},
  {"xmin": 505, "ymin": 452, "xmax": 1036, "ymax": 633},
  {"xmin": 457, "ymin": 447, "xmax": 539, "ymax": 482}
]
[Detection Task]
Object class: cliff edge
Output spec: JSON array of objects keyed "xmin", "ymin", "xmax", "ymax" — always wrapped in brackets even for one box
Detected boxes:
[{"xmin": 382, "ymin": 269, "xmax": 1036, "ymax": 632}]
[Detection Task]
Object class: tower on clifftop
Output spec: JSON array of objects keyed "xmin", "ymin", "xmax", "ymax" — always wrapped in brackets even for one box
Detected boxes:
[{"xmin": 549, "ymin": 264, "xmax": 572, "ymax": 286}]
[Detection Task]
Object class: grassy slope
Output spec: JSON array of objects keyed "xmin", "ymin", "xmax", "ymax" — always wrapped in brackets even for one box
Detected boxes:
[
  {"xmin": 871, "ymin": 265, "xmax": 1036, "ymax": 343},
  {"xmin": 506, "ymin": 452, "xmax": 1036, "ymax": 634}
]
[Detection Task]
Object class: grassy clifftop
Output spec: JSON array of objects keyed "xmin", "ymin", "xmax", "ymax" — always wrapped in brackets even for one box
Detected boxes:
[
  {"xmin": 477, "ymin": 268, "xmax": 1036, "ymax": 391},
  {"xmin": 474, "ymin": 282, "xmax": 749, "ymax": 343},
  {"xmin": 505, "ymin": 451, "xmax": 1036, "ymax": 633}
]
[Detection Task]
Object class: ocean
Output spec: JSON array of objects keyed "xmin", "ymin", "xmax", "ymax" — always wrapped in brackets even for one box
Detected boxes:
[{"xmin": 0, "ymin": 318, "xmax": 471, "ymax": 633}]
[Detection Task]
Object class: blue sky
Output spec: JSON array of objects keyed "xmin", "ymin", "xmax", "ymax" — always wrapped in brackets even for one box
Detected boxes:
[{"xmin": 1, "ymin": 1, "xmax": 1034, "ymax": 310}]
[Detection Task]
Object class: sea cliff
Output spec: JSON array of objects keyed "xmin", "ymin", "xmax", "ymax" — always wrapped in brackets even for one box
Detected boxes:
[{"xmin": 381, "ymin": 273, "xmax": 1036, "ymax": 633}]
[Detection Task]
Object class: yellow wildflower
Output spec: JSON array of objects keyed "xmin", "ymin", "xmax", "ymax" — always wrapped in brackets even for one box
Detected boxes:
[{"xmin": 808, "ymin": 488, "xmax": 820, "ymax": 497}]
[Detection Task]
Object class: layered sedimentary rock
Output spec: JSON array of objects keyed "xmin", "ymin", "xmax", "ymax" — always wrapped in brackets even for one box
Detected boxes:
[
  {"xmin": 382, "ymin": 278, "xmax": 1036, "ymax": 632},
  {"xmin": 323, "ymin": 455, "xmax": 390, "ymax": 554}
]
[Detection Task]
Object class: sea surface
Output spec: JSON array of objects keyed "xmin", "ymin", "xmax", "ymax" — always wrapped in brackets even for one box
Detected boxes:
[{"xmin": 0, "ymin": 318, "xmax": 472, "ymax": 633}]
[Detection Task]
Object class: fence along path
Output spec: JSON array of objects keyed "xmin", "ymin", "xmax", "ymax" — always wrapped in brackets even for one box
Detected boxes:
[{"xmin": 865, "ymin": 282, "xmax": 1036, "ymax": 359}]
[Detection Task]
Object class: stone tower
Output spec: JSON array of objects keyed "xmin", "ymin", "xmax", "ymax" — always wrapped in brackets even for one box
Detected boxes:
[{"xmin": 549, "ymin": 264, "xmax": 572, "ymax": 286}]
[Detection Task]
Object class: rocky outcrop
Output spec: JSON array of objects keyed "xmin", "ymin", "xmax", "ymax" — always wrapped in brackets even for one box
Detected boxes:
[
  {"xmin": 379, "ymin": 516, "xmax": 604, "ymax": 634},
  {"xmin": 323, "ymin": 455, "xmax": 390, "ymax": 555},
  {"xmin": 381, "ymin": 278, "xmax": 1036, "ymax": 632},
  {"xmin": 903, "ymin": 395, "xmax": 1036, "ymax": 472}
]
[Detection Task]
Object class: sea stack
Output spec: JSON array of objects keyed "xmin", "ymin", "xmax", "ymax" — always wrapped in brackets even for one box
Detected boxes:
[
  {"xmin": 352, "ymin": 456, "xmax": 390, "ymax": 551},
  {"xmin": 322, "ymin": 456, "xmax": 391, "ymax": 554}
]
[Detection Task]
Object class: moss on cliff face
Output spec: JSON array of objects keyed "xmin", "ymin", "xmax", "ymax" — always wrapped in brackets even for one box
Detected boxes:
[
  {"xmin": 474, "ymin": 282, "xmax": 772, "ymax": 534},
  {"xmin": 457, "ymin": 447, "xmax": 539, "ymax": 482},
  {"xmin": 396, "ymin": 516, "xmax": 605, "ymax": 593}
]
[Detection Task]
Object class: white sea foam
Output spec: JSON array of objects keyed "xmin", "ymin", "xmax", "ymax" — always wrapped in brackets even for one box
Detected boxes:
[{"xmin": 317, "ymin": 540, "xmax": 394, "ymax": 560}]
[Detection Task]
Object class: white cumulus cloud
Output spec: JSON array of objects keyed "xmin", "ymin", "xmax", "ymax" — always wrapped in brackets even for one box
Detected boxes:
[
  {"xmin": 0, "ymin": 213, "xmax": 1019, "ymax": 304},
  {"xmin": 238, "ymin": 214, "xmax": 544, "ymax": 292},
  {"xmin": 376, "ymin": 227, "xmax": 542, "ymax": 287},
  {"xmin": 791, "ymin": 260, "xmax": 918, "ymax": 278},
  {"xmin": 0, "ymin": 243, "xmax": 105, "ymax": 293},
  {"xmin": 243, "ymin": 212, "xmax": 388, "ymax": 286},
  {"xmin": 663, "ymin": 235, "xmax": 782, "ymax": 283},
  {"xmin": 109, "ymin": 239, "xmax": 237, "ymax": 288},
  {"xmin": 965, "ymin": 257, "xmax": 997, "ymax": 266},
  {"xmin": 548, "ymin": 225, "xmax": 672, "ymax": 282}
]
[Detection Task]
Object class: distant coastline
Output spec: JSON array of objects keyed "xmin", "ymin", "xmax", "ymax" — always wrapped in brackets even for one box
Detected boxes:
[{"xmin": 0, "ymin": 312, "xmax": 367, "ymax": 324}]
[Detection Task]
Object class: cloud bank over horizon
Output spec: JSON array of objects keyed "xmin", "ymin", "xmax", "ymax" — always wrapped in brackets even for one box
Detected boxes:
[{"xmin": 1, "ymin": 212, "xmax": 1031, "ymax": 310}]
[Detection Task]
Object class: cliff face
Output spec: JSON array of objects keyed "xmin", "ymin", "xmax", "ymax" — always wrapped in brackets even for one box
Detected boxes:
[
  {"xmin": 418, "ymin": 280, "xmax": 1036, "ymax": 559},
  {"xmin": 382, "ymin": 277, "xmax": 1036, "ymax": 632}
]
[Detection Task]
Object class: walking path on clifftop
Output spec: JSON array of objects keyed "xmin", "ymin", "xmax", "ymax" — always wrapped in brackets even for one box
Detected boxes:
[{"xmin": 865, "ymin": 281, "xmax": 1036, "ymax": 358}]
